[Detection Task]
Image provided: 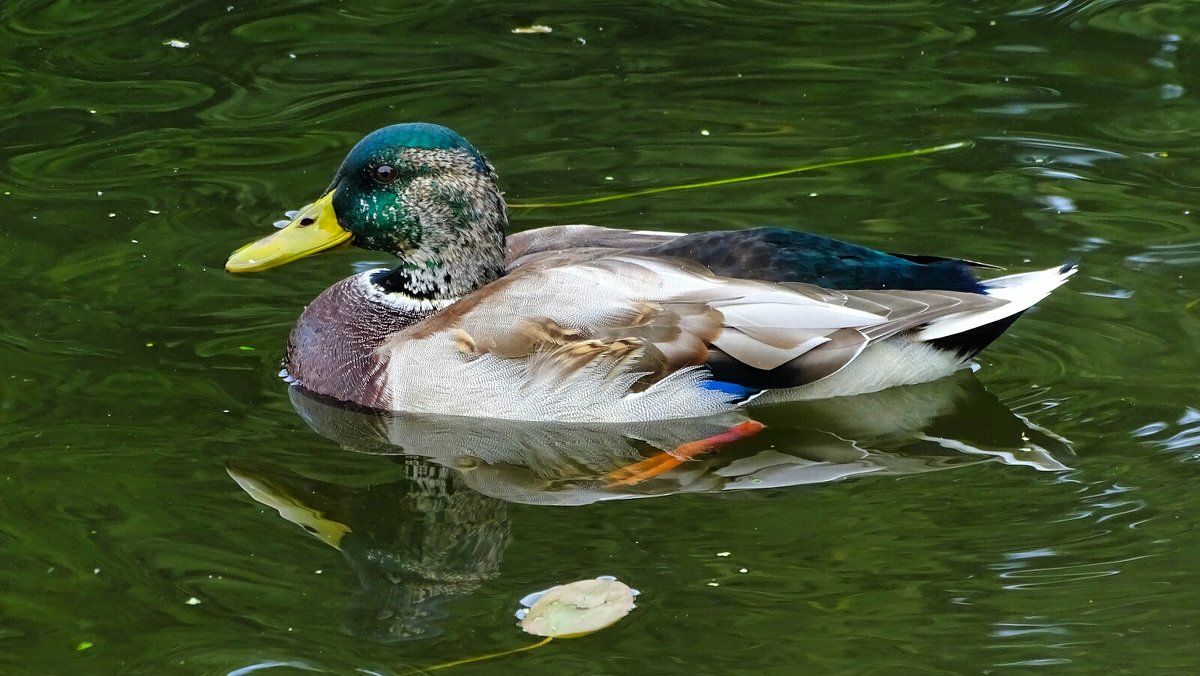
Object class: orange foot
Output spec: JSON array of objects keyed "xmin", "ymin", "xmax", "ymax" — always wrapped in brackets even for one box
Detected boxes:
[{"xmin": 607, "ymin": 420, "xmax": 766, "ymax": 487}]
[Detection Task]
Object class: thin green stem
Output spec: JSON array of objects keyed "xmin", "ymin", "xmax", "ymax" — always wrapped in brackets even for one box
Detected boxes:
[
  {"xmin": 508, "ymin": 140, "xmax": 971, "ymax": 209},
  {"xmin": 421, "ymin": 636, "xmax": 555, "ymax": 671}
]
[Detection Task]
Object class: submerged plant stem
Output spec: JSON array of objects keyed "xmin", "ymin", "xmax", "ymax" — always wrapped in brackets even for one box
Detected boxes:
[
  {"xmin": 420, "ymin": 636, "xmax": 555, "ymax": 671},
  {"xmin": 509, "ymin": 140, "xmax": 971, "ymax": 208}
]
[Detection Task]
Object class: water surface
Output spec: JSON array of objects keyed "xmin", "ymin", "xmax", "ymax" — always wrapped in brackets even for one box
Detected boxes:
[{"xmin": 2, "ymin": 1, "xmax": 1199, "ymax": 673}]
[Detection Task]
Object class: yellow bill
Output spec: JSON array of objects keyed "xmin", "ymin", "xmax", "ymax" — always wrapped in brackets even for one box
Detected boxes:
[{"xmin": 225, "ymin": 191, "xmax": 352, "ymax": 272}]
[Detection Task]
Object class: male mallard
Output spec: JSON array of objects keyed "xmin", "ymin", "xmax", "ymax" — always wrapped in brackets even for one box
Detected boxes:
[{"xmin": 227, "ymin": 123, "xmax": 1074, "ymax": 423}]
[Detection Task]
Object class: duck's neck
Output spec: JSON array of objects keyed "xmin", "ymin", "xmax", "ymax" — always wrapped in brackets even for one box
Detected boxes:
[
  {"xmin": 372, "ymin": 174, "xmax": 509, "ymax": 302},
  {"xmin": 371, "ymin": 252, "xmax": 502, "ymax": 300}
]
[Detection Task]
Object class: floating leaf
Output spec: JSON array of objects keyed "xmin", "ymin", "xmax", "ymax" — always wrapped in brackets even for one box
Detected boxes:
[
  {"xmin": 517, "ymin": 577, "xmax": 637, "ymax": 638},
  {"xmin": 75, "ymin": 641, "xmax": 93, "ymax": 651},
  {"xmin": 422, "ymin": 577, "xmax": 639, "ymax": 671}
]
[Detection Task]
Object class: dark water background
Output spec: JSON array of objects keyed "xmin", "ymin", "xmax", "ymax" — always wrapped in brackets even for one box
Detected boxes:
[{"xmin": 3, "ymin": 1, "xmax": 1199, "ymax": 673}]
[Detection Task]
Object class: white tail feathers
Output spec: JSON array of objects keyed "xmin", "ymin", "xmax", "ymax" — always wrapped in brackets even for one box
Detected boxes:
[{"xmin": 914, "ymin": 263, "xmax": 1076, "ymax": 342}]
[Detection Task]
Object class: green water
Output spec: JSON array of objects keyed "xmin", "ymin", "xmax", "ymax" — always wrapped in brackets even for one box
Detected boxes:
[{"xmin": 3, "ymin": 0, "xmax": 1200, "ymax": 673}]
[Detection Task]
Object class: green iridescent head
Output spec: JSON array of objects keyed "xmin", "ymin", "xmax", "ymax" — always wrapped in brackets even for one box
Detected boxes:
[
  {"xmin": 326, "ymin": 123, "xmax": 497, "ymax": 253},
  {"xmin": 227, "ymin": 123, "xmax": 509, "ymax": 299}
]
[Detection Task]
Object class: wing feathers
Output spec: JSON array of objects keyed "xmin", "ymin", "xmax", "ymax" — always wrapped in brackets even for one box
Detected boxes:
[
  {"xmin": 789, "ymin": 328, "xmax": 869, "ymax": 382},
  {"xmin": 714, "ymin": 330, "xmax": 830, "ymax": 370},
  {"xmin": 716, "ymin": 301, "xmax": 880, "ymax": 330},
  {"xmin": 422, "ymin": 255, "xmax": 1069, "ymax": 398},
  {"xmin": 915, "ymin": 264, "xmax": 1075, "ymax": 341}
]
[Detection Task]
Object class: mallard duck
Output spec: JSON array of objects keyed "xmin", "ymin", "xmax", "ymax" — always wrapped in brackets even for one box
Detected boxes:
[{"xmin": 226, "ymin": 123, "xmax": 1074, "ymax": 423}]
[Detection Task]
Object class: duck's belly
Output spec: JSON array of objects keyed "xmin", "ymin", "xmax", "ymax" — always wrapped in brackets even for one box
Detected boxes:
[
  {"xmin": 379, "ymin": 335, "xmax": 741, "ymax": 423},
  {"xmin": 377, "ymin": 334, "xmax": 966, "ymax": 422}
]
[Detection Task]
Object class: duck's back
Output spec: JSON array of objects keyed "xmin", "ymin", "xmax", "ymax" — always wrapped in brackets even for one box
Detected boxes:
[{"xmin": 506, "ymin": 225, "xmax": 987, "ymax": 292}]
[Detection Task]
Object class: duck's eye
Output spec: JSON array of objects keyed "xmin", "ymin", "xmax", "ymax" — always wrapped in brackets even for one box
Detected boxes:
[{"xmin": 370, "ymin": 164, "xmax": 398, "ymax": 184}]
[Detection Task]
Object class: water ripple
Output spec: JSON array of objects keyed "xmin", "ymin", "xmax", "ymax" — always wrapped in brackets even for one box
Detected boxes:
[
  {"xmin": 994, "ymin": 553, "xmax": 1153, "ymax": 590},
  {"xmin": 1125, "ymin": 239, "xmax": 1200, "ymax": 267},
  {"xmin": 1133, "ymin": 407, "xmax": 1200, "ymax": 460}
]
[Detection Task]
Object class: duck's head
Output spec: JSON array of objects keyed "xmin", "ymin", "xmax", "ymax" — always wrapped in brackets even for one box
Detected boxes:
[{"xmin": 226, "ymin": 123, "xmax": 508, "ymax": 300}]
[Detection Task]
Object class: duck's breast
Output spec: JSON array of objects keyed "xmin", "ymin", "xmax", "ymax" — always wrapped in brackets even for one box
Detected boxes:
[{"xmin": 285, "ymin": 271, "xmax": 430, "ymax": 409}]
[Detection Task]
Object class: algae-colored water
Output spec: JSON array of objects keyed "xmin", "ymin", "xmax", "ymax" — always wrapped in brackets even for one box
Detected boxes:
[{"xmin": 3, "ymin": 1, "xmax": 1199, "ymax": 673}]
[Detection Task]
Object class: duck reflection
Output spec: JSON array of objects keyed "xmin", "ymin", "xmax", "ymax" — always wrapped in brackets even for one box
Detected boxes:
[
  {"xmin": 226, "ymin": 458, "xmax": 508, "ymax": 641},
  {"xmin": 287, "ymin": 370, "xmax": 1070, "ymax": 504},
  {"xmin": 228, "ymin": 371, "xmax": 1069, "ymax": 640}
]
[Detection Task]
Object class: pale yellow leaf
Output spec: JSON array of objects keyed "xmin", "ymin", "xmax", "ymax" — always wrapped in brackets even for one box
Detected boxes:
[{"xmin": 519, "ymin": 578, "xmax": 635, "ymax": 638}]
